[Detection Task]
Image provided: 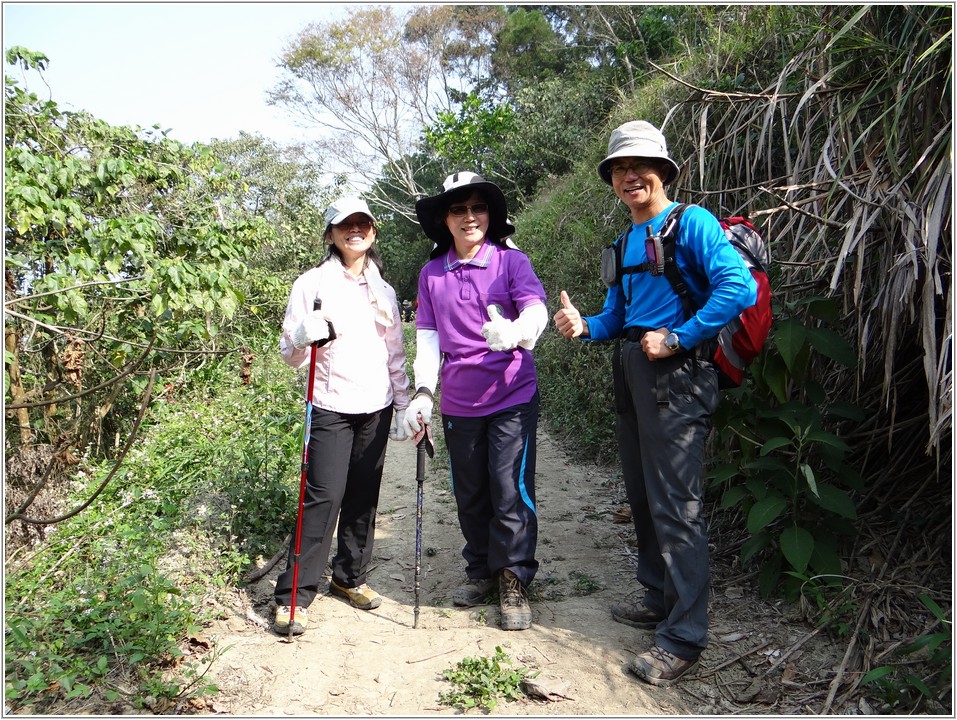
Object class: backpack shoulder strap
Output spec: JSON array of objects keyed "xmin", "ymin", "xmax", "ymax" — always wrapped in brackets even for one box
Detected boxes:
[
  {"xmin": 611, "ymin": 225, "xmax": 636, "ymax": 303},
  {"xmin": 658, "ymin": 203, "xmax": 697, "ymax": 319}
]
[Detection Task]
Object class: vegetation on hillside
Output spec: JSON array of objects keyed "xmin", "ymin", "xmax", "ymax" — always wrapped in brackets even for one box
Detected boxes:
[{"xmin": 4, "ymin": 5, "xmax": 951, "ymax": 713}]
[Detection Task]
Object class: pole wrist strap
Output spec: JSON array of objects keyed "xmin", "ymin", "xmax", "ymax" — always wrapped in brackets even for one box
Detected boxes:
[{"xmin": 413, "ymin": 386, "xmax": 434, "ymax": 402}]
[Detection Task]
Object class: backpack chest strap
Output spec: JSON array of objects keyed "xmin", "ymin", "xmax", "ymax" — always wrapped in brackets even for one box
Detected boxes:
[{"xmin": 620, "ymin": 203, "xmax": 696, "ymax": 317}]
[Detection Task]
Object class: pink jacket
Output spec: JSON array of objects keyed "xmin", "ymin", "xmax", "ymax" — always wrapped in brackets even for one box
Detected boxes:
[{"xmin": 279, "ymin": 260, "xmax": 410, "ymax": 414}]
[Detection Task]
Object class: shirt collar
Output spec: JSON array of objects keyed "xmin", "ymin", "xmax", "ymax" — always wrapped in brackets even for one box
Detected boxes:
[{"xmin": 445, "ymin": 240, "xmax": 493, "ymax": 271}]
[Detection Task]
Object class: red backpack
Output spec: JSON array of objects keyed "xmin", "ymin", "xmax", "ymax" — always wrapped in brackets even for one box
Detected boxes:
[
  {"xmin": 711, "ymin": 214, "xmax": 773, "ymax": 387},
  {"xmin": 604, "ymin": 203, "xmax": 773, "ymax": 388}
]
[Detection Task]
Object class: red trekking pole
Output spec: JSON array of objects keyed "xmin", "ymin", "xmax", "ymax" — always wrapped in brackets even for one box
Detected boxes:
[{"xmin": 285, "ymin": 298, "xmax": 333, "ymax": 641}]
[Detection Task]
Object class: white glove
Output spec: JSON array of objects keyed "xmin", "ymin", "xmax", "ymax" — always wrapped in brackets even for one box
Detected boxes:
[
  {"xmin": 292, "ymin": 310, "xmax": 331, "ymax": 349},
  {"xmin": 482, "ymin": 305, "xmax": 523, "ymax": 352},
  {"xmin": 403, "ymin": 392, "xmax": 433, "ymax": 436},
  {"xmin": 389, "ymin": 409, "xmax": 410, "ymax": 441}
]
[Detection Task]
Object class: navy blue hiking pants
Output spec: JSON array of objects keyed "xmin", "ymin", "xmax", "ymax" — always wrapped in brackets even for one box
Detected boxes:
[
  {"xmin": 442, "ymin": 392, "xmax": 540, "ymax": 588},
  {"xmin": 615, "ymin": 338, "xmax": 718, "ymax": 660},
  {"xmin": 274, "ymin": 404, "xmax": 392, "ymax": 608}
]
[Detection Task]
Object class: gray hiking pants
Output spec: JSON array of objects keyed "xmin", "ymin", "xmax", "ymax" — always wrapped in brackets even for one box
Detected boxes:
[{"xmin": 614, "ymin": 335, "xmax": 719, "ymax": 660}]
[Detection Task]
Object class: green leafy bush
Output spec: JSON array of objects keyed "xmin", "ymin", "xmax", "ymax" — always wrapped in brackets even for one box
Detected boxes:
[
  {"xmin": 4, "ymin": 343, "xmax": 302, "ymax": 710},
  {"xmin": 438, "ymin": 646, "xmax": 536, "ymax": 711},
  {"xmin": 708, "ymin": 296, "xmax": 863, "ymax": 598}
]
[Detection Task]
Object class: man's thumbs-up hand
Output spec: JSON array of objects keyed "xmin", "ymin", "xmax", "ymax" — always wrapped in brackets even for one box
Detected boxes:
[
  {"xmin": 482, "ymin": 304, "xmax": 523, "ymax": 351},
  {"xmin": 553, "ymin": 290, "xmax": 586, "ymax": 338}
]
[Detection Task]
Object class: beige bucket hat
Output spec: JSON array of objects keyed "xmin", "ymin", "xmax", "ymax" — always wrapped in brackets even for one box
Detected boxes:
[{"xmin": 597, "ymin": 120, "xmax": 681, "ymax": 186}]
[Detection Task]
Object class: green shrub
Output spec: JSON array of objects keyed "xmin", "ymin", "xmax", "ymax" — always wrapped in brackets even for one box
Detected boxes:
[
  {"xmin": 707, "ymin": 296, "xmax": 863, "ymax": 598},
  {"xmin": 438, "ymin": 646, "xmax": 536, "ymax": 711},
  {"xmin": 4, "ymin": 341, "xmax": 302, "ymax": 710}
]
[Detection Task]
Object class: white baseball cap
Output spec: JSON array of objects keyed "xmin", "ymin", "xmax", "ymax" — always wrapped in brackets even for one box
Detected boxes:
[{"xmin": 324, "ymin": 196, "xmax": 376, "ymax": 233}]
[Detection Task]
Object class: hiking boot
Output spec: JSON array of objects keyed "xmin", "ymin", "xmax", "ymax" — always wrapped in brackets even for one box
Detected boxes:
[
  {"xmin": 451, "ymin": 577, "xmax": 496, "ymax": 607},
  {"xmin": 272, "ymin": 605, "xmax": 308, "ymax": 636},
  {"xmin": 330, "ymin": 580, "xmax": 382, "ymax": 610},
  {"xmin": 610, "ymin": 600, "xmax": 665, "ymax": 629},
  {"xmin": 498, "ymin": 570, "xmax": 532, "ymax": 631},
  {"xmin": 628, "ymin": 645, "xmax": 699, "ymax": 687}
]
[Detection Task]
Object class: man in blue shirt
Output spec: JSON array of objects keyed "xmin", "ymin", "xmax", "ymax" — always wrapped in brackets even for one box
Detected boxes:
[{"xmin": 554, "ymin": 121, "xmax": 756, "ymax": 686}]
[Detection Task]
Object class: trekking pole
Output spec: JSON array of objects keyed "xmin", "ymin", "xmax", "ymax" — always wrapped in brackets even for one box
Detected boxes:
[
  {"xmin": 413, "ymin": 430, "xmax": 433, "ymax": 628},
  {"xmin": 285, "ymin": 298, "xmax": 325, "ymax": 642}
]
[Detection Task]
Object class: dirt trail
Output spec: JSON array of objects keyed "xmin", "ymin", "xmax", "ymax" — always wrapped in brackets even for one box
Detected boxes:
[{"xmin": 200, "ymin": 428, "xmax": 832, "ymax": 715}]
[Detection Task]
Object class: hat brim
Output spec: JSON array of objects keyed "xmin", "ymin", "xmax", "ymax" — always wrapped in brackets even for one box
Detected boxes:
[
  {"xmin": 415, "ymin": 181, "xmax": 515, "ymax": 252},
  {"xmin": 327, "ymin": 208, "xmax": 375, "ymax": 226},
  {"xmin": 598, "ymin": 152, "xmax": 680, "ymax": 186},
  {"xmin": 323, "ymin": 206, "xmax": 376, "ymax": 238}
]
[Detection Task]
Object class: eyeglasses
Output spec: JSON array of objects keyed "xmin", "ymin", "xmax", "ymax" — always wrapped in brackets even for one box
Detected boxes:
[
  {"xmin": 610, "ymin": 161, "xmax": 660, "ymax": 178},
  {"xmin": 334, "ymin": 219, "xmax": 374, "ymax": 231},
  {"xmin": 448, "ymin": 203, "xmax": 489, "ymax": 217}
]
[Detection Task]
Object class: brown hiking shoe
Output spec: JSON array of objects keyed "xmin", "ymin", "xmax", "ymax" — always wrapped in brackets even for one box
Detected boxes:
[
  {"xmin": 610, "ymin": 600, "xmax": 665, "ymax": 629},
  {"xmin": 499, "ymin": 570, "xmax": 532, "ymax": 631},
  {"xmin": 628, "ymin": 645, "xmax": 699, "ymax": 687}
]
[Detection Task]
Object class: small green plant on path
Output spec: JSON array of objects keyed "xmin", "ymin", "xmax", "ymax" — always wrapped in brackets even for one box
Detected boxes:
[
  {"xmin": 569, "ymin": 569, "xmax": 602, "ymax": 596},
  {"xmin": 438, "ymin": 646, "xmax": 537, "ymax": 712}
]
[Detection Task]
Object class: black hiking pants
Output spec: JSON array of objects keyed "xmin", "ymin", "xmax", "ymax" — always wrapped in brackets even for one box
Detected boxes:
[
  {"xmin": 274, "ymin": 404, "xmax": 392, "ymax": 608},
  {"xmin": 442, "ymin": 392, "xmax": 540, "ymax": 588}
]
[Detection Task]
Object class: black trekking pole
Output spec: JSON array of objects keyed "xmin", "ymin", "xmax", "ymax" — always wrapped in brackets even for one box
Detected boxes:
[
  {"xmin": 285, "ymin": 298, "xmax": 333, "ymax": 642},
  {"xmin": 413, "ymin": 430, "xmax": 433, "ymax": 628}
]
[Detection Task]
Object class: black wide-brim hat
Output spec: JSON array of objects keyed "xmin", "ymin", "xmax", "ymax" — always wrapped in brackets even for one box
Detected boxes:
[{"xmin": 415, "ymin": 172, "xmax": 516, "ymax": 255}]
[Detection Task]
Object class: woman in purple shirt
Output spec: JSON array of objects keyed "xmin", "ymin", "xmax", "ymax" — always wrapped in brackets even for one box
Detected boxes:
[{"xmin": 403, "ymin": 172, "xmax": 547, "ymax": 631}]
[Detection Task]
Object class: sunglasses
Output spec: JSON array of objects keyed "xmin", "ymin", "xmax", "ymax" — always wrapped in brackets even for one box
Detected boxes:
[
  {"xmin": 334, "ymin": 219, "xmax": 374, "ymax": 231},
  {"xmin": 447, "ymin": 203, "xmax": 489, "ymax": 217}
]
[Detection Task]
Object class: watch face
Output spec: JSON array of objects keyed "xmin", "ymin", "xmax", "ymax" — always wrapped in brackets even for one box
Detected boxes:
[{"xmin": 666, "ymin": 333, "xmax": 679, "ymax": 350}]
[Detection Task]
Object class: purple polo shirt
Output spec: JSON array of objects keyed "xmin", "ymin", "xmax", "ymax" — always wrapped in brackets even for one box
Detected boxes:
[{"xmin": 416, "ymin": 240, "xmax": 546, "ymax": 417}]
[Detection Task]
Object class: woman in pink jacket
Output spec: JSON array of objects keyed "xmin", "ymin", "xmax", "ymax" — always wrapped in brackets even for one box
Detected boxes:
[{"xmin": 272, "ymin": 197, "xmax": 411, "ymax": 636}]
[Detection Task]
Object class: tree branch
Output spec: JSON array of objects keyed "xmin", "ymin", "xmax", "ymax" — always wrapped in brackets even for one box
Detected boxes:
[
  {"xmin": 5, "ymin": 336, "xmax": 156, "ymax": 409},
  {"xmin": 10, "ymin": 368, "xmax": 157, "ymax": 526}
]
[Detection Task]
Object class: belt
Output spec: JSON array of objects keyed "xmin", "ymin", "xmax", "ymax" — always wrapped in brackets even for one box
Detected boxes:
[{"xmin": 622, "ymin": 326, "xmax": 654, "ymax": 342}]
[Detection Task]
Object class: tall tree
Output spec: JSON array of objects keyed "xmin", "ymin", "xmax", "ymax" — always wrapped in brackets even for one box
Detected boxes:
[
  {"xmin": 268, "ymin": 5, "xmax": 507, "ymax": 218},
  {"xmin": 542, "ymin": 5, "xmax": 699, "ymax": 92},
  {"xmin": 487, "ymin": 7, "xmax": 571, "ymax": 98},
  {"xmin": 4, "ymin": 48, "xmax": 258, "ymax": 503}
]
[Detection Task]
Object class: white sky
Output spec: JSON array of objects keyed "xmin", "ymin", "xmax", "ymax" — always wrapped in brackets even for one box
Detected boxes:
[{"xmin": 2, "ymin": 2, "xmax": 387, "ymax": 145}]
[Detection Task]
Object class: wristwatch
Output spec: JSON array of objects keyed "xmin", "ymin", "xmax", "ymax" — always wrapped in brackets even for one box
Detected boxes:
[{"xmin": 664, "ymin": 332, "xmax": 682, "ymax": 352}]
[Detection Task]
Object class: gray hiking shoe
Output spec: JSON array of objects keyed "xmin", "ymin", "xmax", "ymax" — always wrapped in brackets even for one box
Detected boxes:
[
  {"xmin": 499, "ymin": 570, "xmax": 532, "ymax": 631},
  {"xmin": 452, "ymin": 577, "xmax": 496, "ymax": 607}
]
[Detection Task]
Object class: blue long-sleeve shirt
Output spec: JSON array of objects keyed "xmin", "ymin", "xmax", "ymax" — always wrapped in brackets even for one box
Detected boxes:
[{"xmin": 585, "ymin": 203, "xmax": 757, "ymax": 349}]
